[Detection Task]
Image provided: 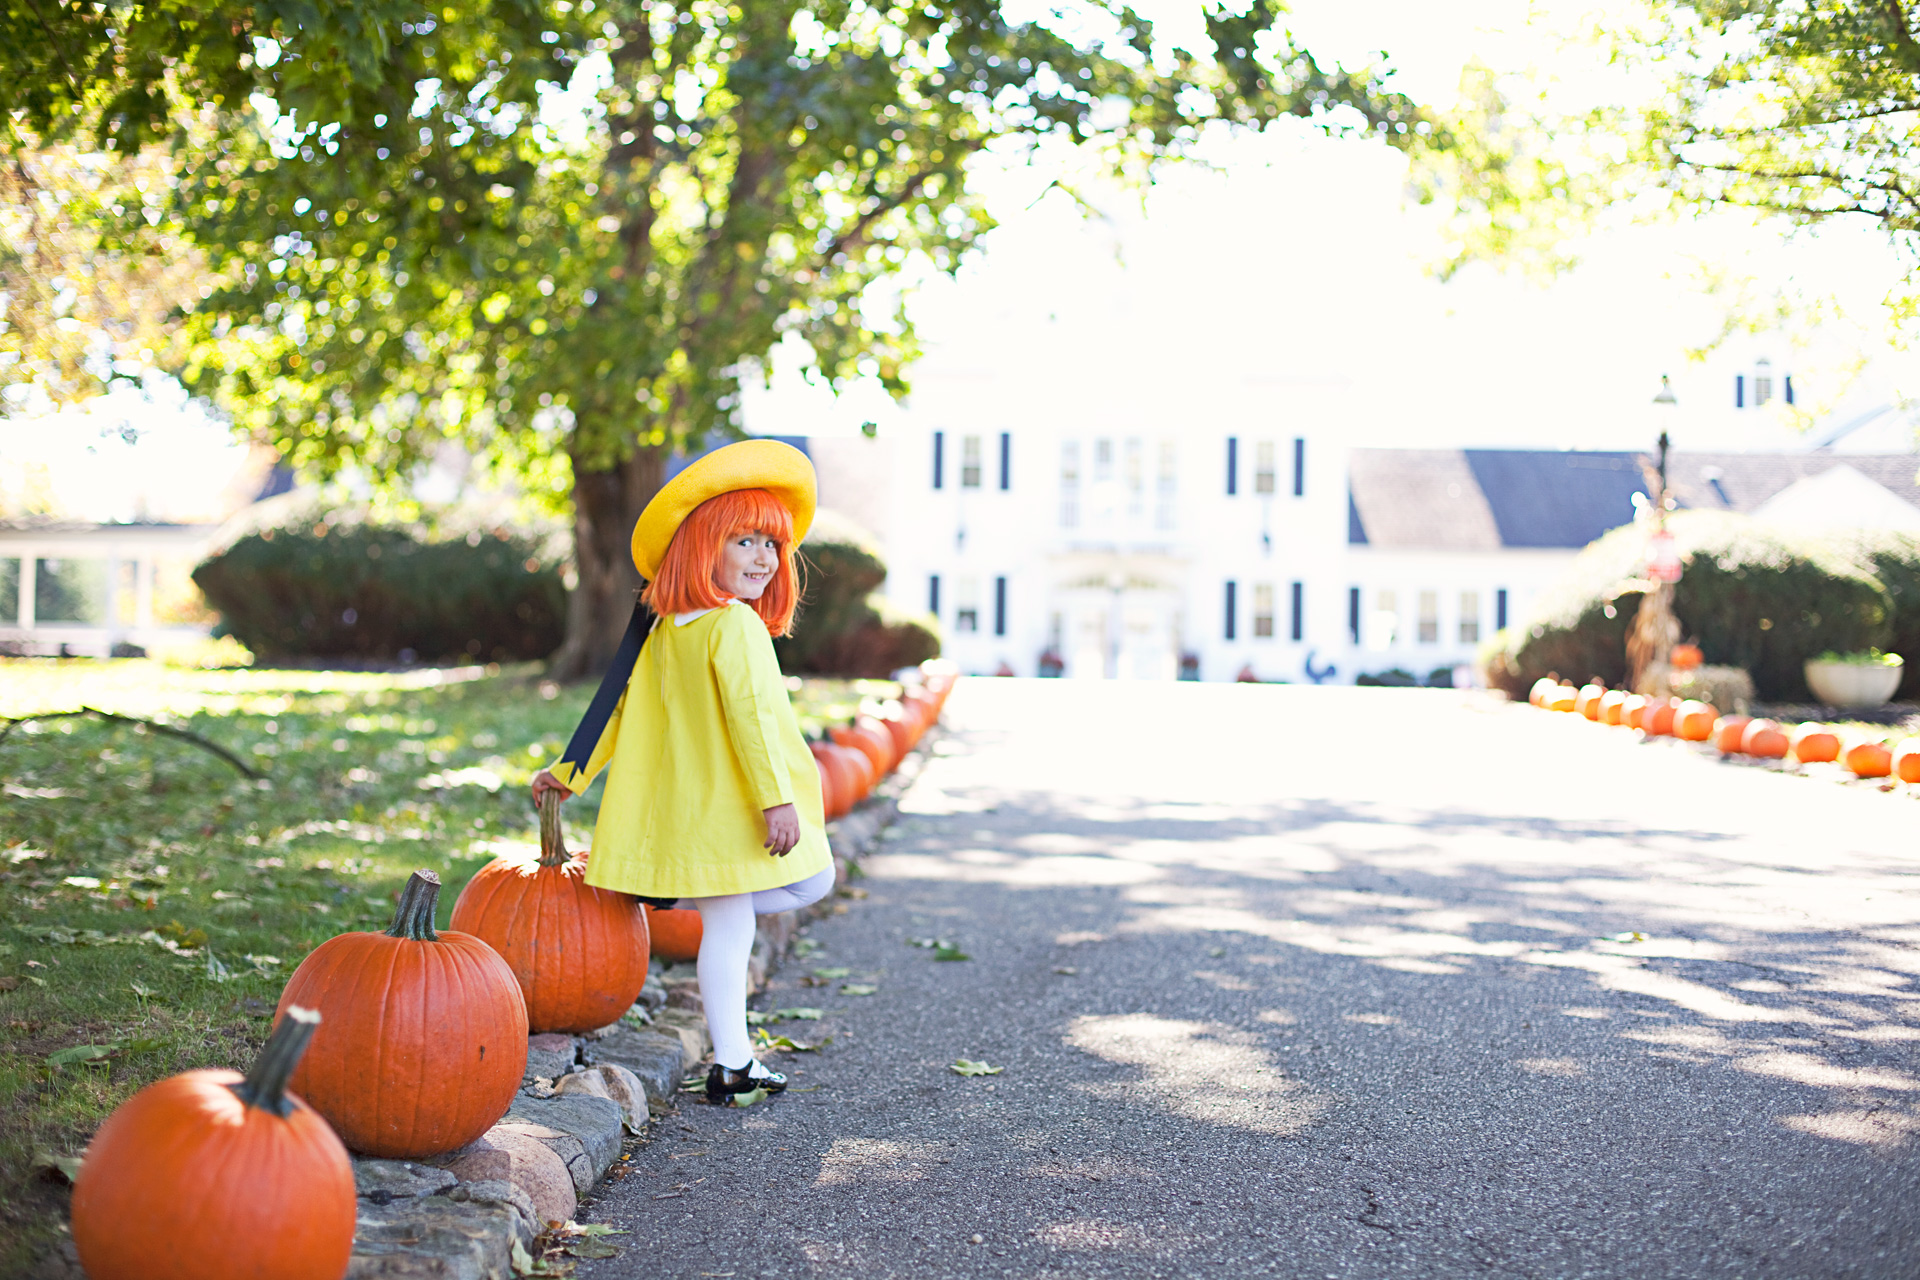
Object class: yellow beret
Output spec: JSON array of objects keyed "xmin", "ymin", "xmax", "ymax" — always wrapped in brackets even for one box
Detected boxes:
[{"xmin": 630, "ymin": 439, "xmax": 817, "ymax": 579}]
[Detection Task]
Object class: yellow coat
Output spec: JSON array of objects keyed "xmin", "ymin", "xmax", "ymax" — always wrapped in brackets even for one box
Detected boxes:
[{"xmin": 548, "ymin": 601, "xmax": 831, "ymax": 898}]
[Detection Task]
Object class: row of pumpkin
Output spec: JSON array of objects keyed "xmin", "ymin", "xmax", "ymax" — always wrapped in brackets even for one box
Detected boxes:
[
  {"xmin": 68, "ymin": 667, "xmax": 956, "ymax": 1280},
  {"xmin": 1527, "ymin": 677, "xmax": 1920, "ymax": 782}
]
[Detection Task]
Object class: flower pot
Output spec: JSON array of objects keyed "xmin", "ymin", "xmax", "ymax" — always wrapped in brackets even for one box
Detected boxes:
[{"xmin": 1804, "ymin": 660, "xmax": 1903, "ymax": 709}]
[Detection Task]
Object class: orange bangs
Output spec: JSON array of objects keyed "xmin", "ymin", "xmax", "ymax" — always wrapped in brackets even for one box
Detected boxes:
[{"xmin": 640, "ymin": 487, "xmax": 800, "ymax": 636}]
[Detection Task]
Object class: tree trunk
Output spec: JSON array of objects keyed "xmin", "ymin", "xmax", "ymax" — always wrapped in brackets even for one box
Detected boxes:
[{"xmin": 547, "ymin": 442, "xmax": 668, "ymax": 681}]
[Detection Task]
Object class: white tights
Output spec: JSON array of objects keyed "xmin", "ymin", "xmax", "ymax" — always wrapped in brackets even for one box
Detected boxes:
[{"xmin": 688, "ymin": 865, "xmax": 837, "ymax": 1070}]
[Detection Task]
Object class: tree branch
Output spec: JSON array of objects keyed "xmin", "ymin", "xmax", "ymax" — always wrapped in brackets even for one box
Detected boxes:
[{"xmin": 0, "ymin": 708, "xmax": 263, "ymax": 778}]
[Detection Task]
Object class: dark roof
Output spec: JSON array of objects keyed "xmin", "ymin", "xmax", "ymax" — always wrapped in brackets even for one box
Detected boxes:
[{"xmin": 1347, "ymin": 448, "xmax": 1920, "ymax": 550}]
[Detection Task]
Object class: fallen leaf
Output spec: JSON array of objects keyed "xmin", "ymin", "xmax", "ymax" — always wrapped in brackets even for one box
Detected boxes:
[
  {"xmin": 1603, "ymin": 931, "xmax": 1647, "ymax": 944},
  {"xmin": 777, "ymin": 1007, "xmax": 823, "ymax": 1021},
  {"xmin": 950, "ymin": 1059, "xmax": 1003, "ymax": 1077},
  {"xmin": 933, "ymin": 947, "xmax": 971, "ymax": 962},
  {"xmin": 1053, "ymin": 966, "xmax": 1078, "ymax": 976},
  {"xmin": 841, "ymin": 984, "xmax": 877, "ymax": 997},
  {"xmin": 31, "ymin": 1150, "xmax": 83, "ymax": 1182},
  {"xmin": 47, "ymin": 1044, "xmax": 115, "ymax": 1068},
  {"xmin": 728, "ymin": 1086, "xmax": 769, "ymax": 1108},
  {"xmin": 561, "ymin": 1239, "xmax": 621, "ymax": 1259},
  {"xmin": 811, "ymin": 967, "xmax": 851, "ymax": 979}
]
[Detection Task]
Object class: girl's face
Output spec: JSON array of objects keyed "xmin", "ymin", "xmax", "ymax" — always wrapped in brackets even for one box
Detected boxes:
[{"xmin": 715, "ymin": 529, "xmax": 781, "ymax": 600}]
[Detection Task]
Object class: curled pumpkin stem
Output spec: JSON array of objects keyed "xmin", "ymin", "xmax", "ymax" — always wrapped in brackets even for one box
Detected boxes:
[
  {"xmin": 537, "ymin": 790, "xmax": 569, "ymax": 868},
  {"xmin": 385, "ymin": 870, "xmax": 441, "ymax": 942},
  {"xmin": 231, "ymin": 1005, "xmax": 321, "ymax": 1118}
]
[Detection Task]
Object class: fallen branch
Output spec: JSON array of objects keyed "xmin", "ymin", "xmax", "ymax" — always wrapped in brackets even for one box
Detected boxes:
[{"xmin": 0, "ymin": 707, "xmax": 263, "ymax": 779}]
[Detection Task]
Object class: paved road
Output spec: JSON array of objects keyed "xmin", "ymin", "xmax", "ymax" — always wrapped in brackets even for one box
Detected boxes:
[{"xmin": 582, "ymin": 681, "xmax": 1920, "ymax": 1279}]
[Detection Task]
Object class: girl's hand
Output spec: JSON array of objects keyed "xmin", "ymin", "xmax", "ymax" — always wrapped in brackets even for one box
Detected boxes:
[
  {"xmin": 762, "ymin": 803, "xmax": 800, "ymax": 856},
  {"xmin": 531, "ymin": 769, "xmax": 572, "ymax": 809}
]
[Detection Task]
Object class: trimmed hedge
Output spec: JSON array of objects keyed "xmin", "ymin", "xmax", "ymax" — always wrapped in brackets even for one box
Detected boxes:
[
  {"xmin": 1856, "ymin": 534, "xmax": 1920, "ymax": 699},
  {"xmin": 194, "ymin": 521, "xmax": 565, "ymax": 663},
  {"xmin": 774, "ymin": 520, "xmax": 940, "ymax": 677},
  {"xmin": 1482, "ymin": 511, "xmax": 1891, "ymax": 700}
]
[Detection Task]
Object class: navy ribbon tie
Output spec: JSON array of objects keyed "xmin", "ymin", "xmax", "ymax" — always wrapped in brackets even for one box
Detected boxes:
[{"xmin": 554, "ymin": 599, "xmax": 654, "ymax": 781}]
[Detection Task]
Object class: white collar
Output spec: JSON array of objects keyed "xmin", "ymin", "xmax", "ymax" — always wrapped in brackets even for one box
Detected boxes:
[{"xmin": 674, "ymin": 599, "xmax": 737, "ymax": 626}]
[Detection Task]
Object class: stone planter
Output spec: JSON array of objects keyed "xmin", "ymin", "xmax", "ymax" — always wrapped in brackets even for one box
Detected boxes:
[{"xmin": 1804, "ymin": 659, "xmax": 1903, "ymax": 709}]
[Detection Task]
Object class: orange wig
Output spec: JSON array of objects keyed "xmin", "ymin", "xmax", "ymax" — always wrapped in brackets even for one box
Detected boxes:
[{"xmin": 640, "ymin": 488, "xmax": 800, "ymax": 636}]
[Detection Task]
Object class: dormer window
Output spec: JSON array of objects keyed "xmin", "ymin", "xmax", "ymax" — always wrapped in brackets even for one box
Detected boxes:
[{"xmin": 1754, "ymin": 358, "xmax": 1773, "ymax": 407}]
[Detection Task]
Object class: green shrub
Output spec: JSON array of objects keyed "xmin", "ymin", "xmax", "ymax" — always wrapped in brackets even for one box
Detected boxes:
[
  {"xmin": 1854, "ymin": 534, "xmax": 1920, "ymax": 699},
  {"xmin": 774, "ymin": 517, "xmax": 940, "ymax": 677},
  {"xmin": 1481, "ymin": 511, "xmax": 1891, "ymax": 700},
  {"xmin": 194, "ymin": 519, "xmax": 565, "ymax": 663}
]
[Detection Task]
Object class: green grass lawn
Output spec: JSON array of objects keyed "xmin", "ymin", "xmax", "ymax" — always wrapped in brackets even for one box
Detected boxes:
[{"xmin": 0, "ymin": 657, "xmax": 891, "ymax": 1270}]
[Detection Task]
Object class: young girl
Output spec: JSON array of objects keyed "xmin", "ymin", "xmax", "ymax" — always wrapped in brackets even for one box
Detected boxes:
[{"xmin": 530, "ymin": 440, "xmax": 835, "ymax": 1103}]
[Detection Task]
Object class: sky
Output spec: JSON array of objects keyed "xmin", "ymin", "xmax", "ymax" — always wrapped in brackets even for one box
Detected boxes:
[{"xmin": 8, "ymin": 0, "xmax": 1917, "ymax": 523}]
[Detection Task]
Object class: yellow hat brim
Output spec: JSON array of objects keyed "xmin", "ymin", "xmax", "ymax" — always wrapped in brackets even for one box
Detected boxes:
[{"xmin": 630, "ymin": 439, "xmax": 817, "ymax": 580}]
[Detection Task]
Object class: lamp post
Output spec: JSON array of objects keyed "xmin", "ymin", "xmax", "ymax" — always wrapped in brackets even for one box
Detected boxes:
[{"xmin": 1627, "ymin": 376, "xmax": 1683, "ymax": 693}]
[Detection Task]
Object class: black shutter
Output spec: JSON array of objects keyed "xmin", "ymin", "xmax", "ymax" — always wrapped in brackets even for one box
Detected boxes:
[
  {"xmin": 993, "ymin": 576, "xmax": 1007, "ymax": 636},
  {"xmin": 1224, "ymin": 580, "xmax": 1237, "ymax": 640},
  {"xmin": 1734, "ymin": 375, "xmax": 1744, "ymax": 409},
  {"xmin": 1226, "ymin": 437, "xmax": 1238, "ymax": 495},
  {"xmin": 1784, "ymin": 376, "xmax": 1794, "ymax": 405},
  {"xmin": 1495, "ymin": 588, "xmax": 1508, "ymax": 631},
  {"xmin": 1292, "ymin": 437, "xmax": 1305, "ymax": 497},
  {"xmin": 1290, "ymin": 581, "xmax": 1303, "ymax": 641},
  {"xmin": 932, "ymin": 432, "xmax": 944, "ymax": 488},
  {"xmin": 1348, "ymin": 587, "xmax": 1361, "ymax": 643},
  {"xmin": 998, "ymin": 432, "xmax": 1011, "ymax": 490},
  {"xmin": 929, "ymin": 574, "xmax": 941, "ymax": 616}
]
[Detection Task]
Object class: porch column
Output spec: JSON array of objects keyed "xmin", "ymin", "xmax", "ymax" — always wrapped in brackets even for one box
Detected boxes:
[{"xmin": 18, "ymin": 556, "xmax": 35, "ymax": 629}]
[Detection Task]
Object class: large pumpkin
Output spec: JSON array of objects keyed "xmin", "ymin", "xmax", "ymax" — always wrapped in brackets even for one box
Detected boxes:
[
  {"xmin": 810, "ymin": 740, "xmax": 858, "ymax": 819},
  {"xmin": 72, "ymin": 1007, "xmax": 355, "ymax": 1280},
  {"xmin": 813, "ymin": 751, "xmax": 843, "ymax": 820},
  {"xmin": 1895, "ymin": 738, "xmax": 1920, "ymax": 784},
  {"xmin": 1575, "ymin": 683, "xmax": 1606, "ymax": 721},
  {"xmin": 1622, "ymin": 694, "xmax": 1648, "ymax": 729},
  {"xmin": 832, "ymin": 720, "xmax": 893, "ymax": 779},
  {"xmin": 1714, "ymin": 715, "xmax": 1754, "ymax": 753},
  {"xmin": 1844, "ymin": 739, "xmax": 1893, "ymax": 778},
  {"xmin": 1791, "ymin": 725, "xmax": 1841, "ymax": 764},
  {"xmin": 1740, "ymin": 719, "xmax": 1789, "ymax": 759},
  {"xmin": 646, "ymin": 904, "xmax": 703, "ymax": 964},
  {"xmin": 1674, "ymin": 700, "xmax": 1718, "ymax": 741},
  {"xmin": 275, "ymin": 870, "xmax": 527, "ymax": 1158},
  {"xmin": 1545, "ymin": 684, "xmax": 1579, "ymax": 713},
  {"xmin": 449, "ymin": 796, "xmax": 650, "ymax": 1035},
  {"xmin": 1598, "ymin": 690, "xmax": 1629, "ymax": 726}
]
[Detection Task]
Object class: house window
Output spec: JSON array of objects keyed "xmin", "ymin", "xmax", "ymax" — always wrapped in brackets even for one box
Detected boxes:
[
  {"xmin": 1292, "ymin": 437, "xmax": 1305, "ymax": 497},
  {"xmin": 928, "ymin": 574, "xmax": 940, "ymax": 617},
  {"xmin": 1373, "ymin": 589, "xmax": 1398, "ymax": 649},
  {"xmin": 1458, "ymin": 590, "xmax": 1480, "ymax": 644},
  {"xmin": 1093, "ymin": 438, "xmax": 1113, "ymax": 483},
  {"xmin": 1290, "ymin": 581, "xmax": 1303, "ymax": 641},
  {"xmin": 998, "ymin": 432, "xmax": 1011, "ymax": 490},
  {"xmin": 994, "ymin": 576, "xmax": 1007, "ymax": 637},
  {"xmin": 1252, "ymin": 584, "xmax": 1275, "ymax": 638},
  {"xmin": 1224, "ymin": 580, "xmax": 1238, "ymax": 640},
  {"xmin": 1754, "ymin": 359, "xmax": 1773, "ymax": 406},
  {"xmin": 932, "ymin": 431, "xmax": 944, "ymax": 489},
  {"xmin": 960, "ymin": 435, "xmax": 983, "ymax": 488},
  {"xmin": 955, "ymin": 577, "xmax": 979, "ymax": 633},
  {"xmin": 1417, "ymin": 590, "xmax": 1439, "ymax": 644},
  {"xmin": 1059, "ymin": 441, "xmax": 1080, "ymax": 529},
  {"xmin": 1155, "ymin": 440, "xmax": 1177, "ymax": 530},
  {"xmin": 1125, "ymin": 438, "xmax": 1144, "ymax": 520},
  {"xmin": 1254, "ymin": 440, "xmax": 1276, "ymax": 494}
]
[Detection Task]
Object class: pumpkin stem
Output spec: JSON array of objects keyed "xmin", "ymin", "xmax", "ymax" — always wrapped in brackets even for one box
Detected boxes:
[
  {"xmin": 230, "ymin": 1005, "xmax": 321, "ymax": 1118},
  {"xmin": 384, "ymin": 869, "xmax": 441, "ymax": 941},
  {"xmin": 537, "ymin": 790, "xmax": 569, "ymax": 868}
]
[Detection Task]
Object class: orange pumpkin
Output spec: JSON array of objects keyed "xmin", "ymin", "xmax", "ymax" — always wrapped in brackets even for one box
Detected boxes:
[
  {"xmin": 901, "ymin": 687, "xmax": 940, "ymax": 735},
  {"xmin": 275, "ymin": 870, "xmax": 527, "ymax": 1158},
  {"xmin": 1894, "ymin": 738, "xmax": 1920, "ymax": 784},
  {"xmin": 1599, "ymin": 690, "xmax": 1629, "ymax": 726},
  {"xmin": 1791, "ymin": 726, "xmax": 1841, "ymax": 764},
  {"xmin": 1546, "ymin": 684, "xmax": 1579, "ymax": 713},
  {"xmin": 645, "ymin": 904, "xmax": 703, "ymax": 964},
  {"xmin": 1575, "ymin": 683, "xmax": 1606, "ymax": 720},
  {"xmin": 835, "ymin": 739, "xmax": 878, "ymax": 805},
  {"xmin": 810, "ymin": 740, "xmax": 857, "ymax": 819},
  {"xmin": 449, "ymin": 797, "xmax": 650, "ymax": 1035},
  {"xmin": 1740, "ymin": 719, "xmax": 1789, "ymax": 758},
  {"xmin": 813, "ymin": 750, "xmax": 844, "ymax": 820},
  {"xmin": 1674, "ymin": 700, "xmax": 1718, "ymax": 741},
  {"xmin": 833, "ymin": 720, "xmax": 893, "ymax": 778},
  {"xmin": 72, "ymin": 1007, "xmax": 354, "ymax": 1280},
  {"xmin": 1844, "ymin": 740, "xmax": 1893, "ymax": 778},
  {"xmin": 1528, "ymin": 677, "xmax": 1555, "ymax": 707},
  {"xmin": 1623, "ymin": 694, "xmax": 1649, "ymax": 729},
  {"xmin": 1671, "ymin": 643, "xmax": 1704, "ymax": 670},
  {"xmin": 1642, "ymin": 698, "xmax": 1677, "ymax": 736},
  {"xmin": 1714, "ymin": 715, "xmax": 1754, "ymax": 753}
]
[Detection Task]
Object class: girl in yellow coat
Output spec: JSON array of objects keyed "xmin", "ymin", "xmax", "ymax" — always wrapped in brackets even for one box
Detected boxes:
[{"xmin": 531, "ymin": 441, "xmax": 834, "ymax": 1103}]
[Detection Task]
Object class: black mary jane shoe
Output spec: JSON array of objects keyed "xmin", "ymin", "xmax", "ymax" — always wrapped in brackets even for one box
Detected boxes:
[{"xmin": 704, "ymin": 1060, "xmax": 788, "ymax": 1104}]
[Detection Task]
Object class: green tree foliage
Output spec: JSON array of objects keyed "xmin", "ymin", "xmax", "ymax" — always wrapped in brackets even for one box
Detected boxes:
[
  {"xmin": 1481, "ymin": 510, "xmax": 1892, "ymax": 701},
  {"xmin": 775, "ymin": 534, "xmax": 937, "ymax": 676},
  {"xmin": 1416, "ymin": 3, "xmax": 1920, "ymax": 304},
  {"xmin": 13, "ymin": 0, "xmax": 1437, "ymax": 675}
]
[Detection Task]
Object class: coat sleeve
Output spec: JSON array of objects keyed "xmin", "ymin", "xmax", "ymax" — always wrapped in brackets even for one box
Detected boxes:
[
  {"xmin": 710, "ymin": 607, "xmax": 795, "ymax": 811},
  {"xmin": 548, "ymin": 682, "xmax": 628, "ymax": 795}
]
